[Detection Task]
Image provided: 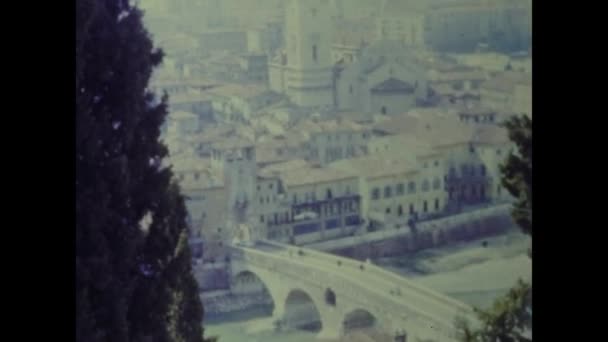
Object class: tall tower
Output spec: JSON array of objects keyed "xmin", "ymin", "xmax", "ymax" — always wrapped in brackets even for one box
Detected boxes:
[
  {"xmin": 219, "ymin": 143, "xmax": 262, "ymax": 244},
  {"xmin": 285, "ymin": 0, "xmax": 334, "ymax": 108},
  {"xmin": 332, "ymin": 0, "xmax": 344, "ymax": 19}
]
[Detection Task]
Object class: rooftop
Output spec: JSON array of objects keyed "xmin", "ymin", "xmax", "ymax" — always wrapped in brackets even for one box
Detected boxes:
[
  {"xmin": 169, "ymin": 90, "xmax": 215, "ymax": 104},
  {"xmin": 169, "ymin": 111, "xmax": 198, "ymax": 120},
  {"xmin": 481, "ymin": 71, "xmax": 531, "ymax": 92},
  {"xmin": 280, "ymin": 165, "xmax": 358, "ymax": 187},
  {"xmin": 290, "ymin": 118, "xmax": 368, "ymax": 137},
  {"xmin": 331, "ymin": 154, "xmax": 419, "ymax": 180},
  {"xmin": 428, "ymin": 69, "xmax": 488, "ymax": 83},
  {"xmin": 208, "ymin": 83, "xmax": 271, "ymax": 99},
  {"xmin": 211, "ymin": 137, "xmax": 254, "ymax": 150},
  {"xmin": 258, "ymin": 159, "xmax": 311, "ymax": 179}
]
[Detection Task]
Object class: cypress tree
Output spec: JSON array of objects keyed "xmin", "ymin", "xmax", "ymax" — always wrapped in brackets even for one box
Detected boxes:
[{"xmin": 76, "ymin": 1, "xmax": 204, "ymax": 341}]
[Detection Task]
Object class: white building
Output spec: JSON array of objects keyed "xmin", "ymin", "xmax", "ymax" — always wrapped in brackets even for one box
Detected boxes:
[
  {"xmin": 270, "ymin": 0, "xmax": 430, "ymax": 114},
  {"xmin": 289, "ymin": 118, "xmax": 372, "ymax": 166},
  {"xmin": 269, "ymin": 0, "xmax": 335, "ymax": 108}
]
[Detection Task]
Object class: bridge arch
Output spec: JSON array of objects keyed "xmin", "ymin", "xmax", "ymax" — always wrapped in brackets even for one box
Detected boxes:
[
  {"xmin": 229, "ymin": 266, "xmax": 293, "ymax": 322},
  {"xmin": 231, "ymin": 270, "xmax": 275, "ymax": 314},
  {"xmin": 282, "ymin": 289, "xmax": 323, "ymax": 333},
  {"xmin": 342, "ymin": 308, "xmax": 378, "ymax": 334}
]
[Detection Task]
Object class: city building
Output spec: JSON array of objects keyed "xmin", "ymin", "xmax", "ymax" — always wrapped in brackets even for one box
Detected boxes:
[
  {"xmin": 375, "ymin": 0, "xmax": 532, "ymax": 53},
  {"xmin": 208, "ymin": 84, "xmax": 282, "ymax": 123},
  {"xmin": 199, "ymin": 29, "xmax": 248, "ymax": 53},
  {"xmin": 270, "ymin": 0, "xmax": 335, "ymax": 108},
  {"xmin": 331, "ymin": 151, "xmax": 445, "ymax": 231},
  {"xmin": 258, "ymin": 161, "xmax": 362, "ymax": 245},
  {"xmin": 289, "ymin": 118, "xmax": 371, "ymax": 166},
  {"xmin": 270, "ymin": 1, "xmax": 430, "ymax": 113},
  {"xmin": 480, "ymin": 70, "xmax": 531, "ymax": 113},
  {"xmin": 238, "ymin": 53, "xmax": 269, "ymax": 83},
  {"xmin": 169, "ymin": 90, "xmax": 215, "ymax": 123}
]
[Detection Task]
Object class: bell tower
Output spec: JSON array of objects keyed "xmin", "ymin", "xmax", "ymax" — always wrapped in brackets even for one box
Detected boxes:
[{"xmin": 285, "ymin": 0, "xmax": 334, "ymax": 108}]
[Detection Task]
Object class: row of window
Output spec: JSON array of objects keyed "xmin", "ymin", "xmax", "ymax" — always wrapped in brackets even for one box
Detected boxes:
[
  {"xmin": 449, "ymin": 164, "xmax": 487, "ymax": 177},
  {"xmin": 314, "ymin": 132, "xmax": 369, "ymax": 142},
  {"xmin": 262, "ymin": 200, "xmax": 359, "ymax": 226},
  {"xmin": 292, "ymin": 188, "xmax": 351, "ymax": 204},
  {"xmin": 381, "ymin": 198, "xmax": 442, "ymax": 216},
  {"xmin": 257, "ymin": 183, "xmax": 275, "ymax": 192},
  {"xmin": 371, "ymin": 179, "xmax": 442, "ymax": 200}
]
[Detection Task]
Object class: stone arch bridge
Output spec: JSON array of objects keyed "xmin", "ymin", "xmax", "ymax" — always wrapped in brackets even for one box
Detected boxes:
[{"xmin": 230, "ymin": 240, "xmax": 479, "ymax": 341}]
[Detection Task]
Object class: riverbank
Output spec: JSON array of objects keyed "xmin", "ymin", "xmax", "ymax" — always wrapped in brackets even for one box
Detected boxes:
[{"xmin": 374, "ymin": 229, "xmax": 531, "ymax": 309}]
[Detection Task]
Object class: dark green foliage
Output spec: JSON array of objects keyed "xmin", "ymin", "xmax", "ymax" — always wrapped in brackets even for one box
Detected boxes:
[
  {"xmin": 500, "ymin": 115, "xmax": 532, "ymax": 237},
  {"xmin": 76, "ymin": 1, "xmax": 205, "ymax": 341},
  {"xmin": 452, "ymin": 115, "xmax": 533, "ymax": 342},
  {"xmin": 455, "ymin": 280, "xmax": 532, "ymax": 342}
]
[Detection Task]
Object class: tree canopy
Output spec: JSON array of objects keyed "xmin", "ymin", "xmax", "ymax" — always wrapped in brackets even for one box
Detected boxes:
[
  {"xmin": 500, "ymin": 115, "xmax": 532, "ymax": 237},
  {"xmin": 454, "ymin": 114, "xmax": 533, "ymax": 342},
  {"xmin": 76, "ymin": 1, "xmax": 205, "ymax": 341}
]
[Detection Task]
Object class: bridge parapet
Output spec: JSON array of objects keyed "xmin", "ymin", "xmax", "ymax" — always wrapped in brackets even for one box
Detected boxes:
[
  {"xmin": 233, "ymin": 243, "xmax": 479, "ymax": 340},
  {"xmin": 258, "ymin": 239, "xmax": 477, "ymax": 318}
]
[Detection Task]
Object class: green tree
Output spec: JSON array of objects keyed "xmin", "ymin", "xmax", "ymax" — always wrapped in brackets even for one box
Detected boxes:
[
  {"xmin": 454, "ymin": 115, "xmax": 532, "ymax": 342},
  {"xmin": 500, "ymin": 115, "xmax": 532, "ymax": 237},
  {"xmin": 76, "ymin": 1, "xmax": 206, "ymax": 341}
]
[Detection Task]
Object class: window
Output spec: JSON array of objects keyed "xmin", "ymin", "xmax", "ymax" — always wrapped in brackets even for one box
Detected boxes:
[
  {"xmin": 269, "ymin": 183, "xmax": 273, "ymax": 189},
  {"xmin": 194, "ymin": 173, "xmax": 200, "ymax": 180},
  {"xmin": 408, "ymin": 181, "xmax": 416, "ymax": 193},
  {"xmin": 260, "ymin": 215, "xmax": 265, "ymax": 223},
  {"xmin": 497, "ymin": 149, "xmax": 502, "ymax": 155},
  {"xmin": 409, "ymin": 204, "xmax": 414, "ymax": 214},
  {"xmin": 260, "ymin": 197, "xmax": 263, "ymax": 204},
  {"xmin": 422, "ymin": 180, "xmax": 430, "ymax": 192},
  {"xmin": 384, "ymin": 186, "xmax": 392, "ymax": 198},
  {"xmin": 396, "ymin": 183, "xmax": 405, "ymax": 195},
  {"xmin": 349, "ymin": 85, "xmax": 353, "ymax": 94},
  {"xmin": 433, "ymin": 178, "xmax": 441, "ymax": 190},
  {"xmin": 469, "ymin": 144, "xmax": 475, "ymax": 153},
  {"xmin": 381, "ymin": 106, "xmax": 387, "ymax": 115},
  {"xmin": 423, "ymin": 162, "xmax": 428, "ymax": 168},
  {"xmin": 480, "ymin": 165, "xmax": 486, "ymax": 176},
  {"xmin": 372, "ymin": 188, "xmax": 380, "ymax": 200},
  {"xmin": 293, "ymin": 194, "xmax": 298, "ymax": 204},
  {"xmin": 386, "ymin": 207, "xmax": 391, "ymax": 214},
  {"xmin": 312, "ymin": 44, "xmax": 318, "ymax": 63},
  {"xmin": 461, "ymin": 165, "xmax": 467, "ymax": 176},
  {"xmin": 434, "ymin": 160, "xmax": 439, "ymax": 167},
  {"xmin": 326, "ymin": 188, "xmax": 333, "ymax": 200},
  {"xmin": 398, "ymin": 205, "xmax": 403, "ymax": 216},
  {"xmin": 423, "ymin": 201, "xmax": 428, "ymax": 213},
  {"xmin": 449, "ymin": 167, "xmax": 456, "ymax": 177},
  {"xmin": 257, "ymin": 185, "xmax": 261, "ymax": 191},
  {"xmin": 434, "ymin": 199, "xmax": 440, "ymax": 211}
]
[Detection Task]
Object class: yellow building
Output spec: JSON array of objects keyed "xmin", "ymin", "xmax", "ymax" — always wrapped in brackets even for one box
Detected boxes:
[
  {"xmin": 331, "ymin": 149, "xmax": 446, "ymax": 231},
  {"xmin": 258, "ymin": 160, "xmax": 362, "ymax": 245}
]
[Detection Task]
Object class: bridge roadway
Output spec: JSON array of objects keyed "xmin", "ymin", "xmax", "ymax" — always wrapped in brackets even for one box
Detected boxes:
[{"xmin": 232, "ymin": 240, "xmax": 480, "ymax": 341}]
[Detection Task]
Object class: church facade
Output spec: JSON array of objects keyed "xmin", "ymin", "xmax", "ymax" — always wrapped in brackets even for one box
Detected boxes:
[{"xmin": 269, "ymin": 0, "xmax": 429, "ymax": 115}]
